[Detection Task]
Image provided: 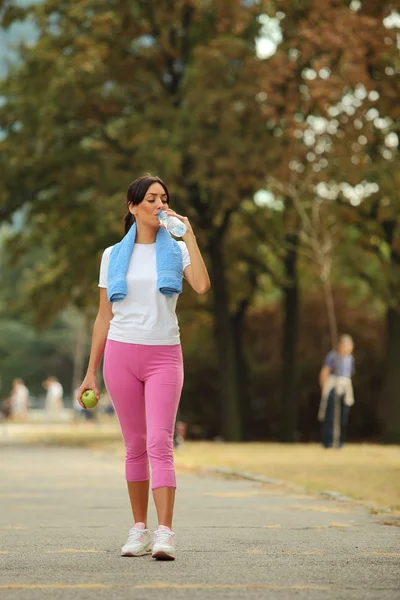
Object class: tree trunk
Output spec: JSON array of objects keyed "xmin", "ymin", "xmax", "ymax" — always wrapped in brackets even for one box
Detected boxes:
[
  {"xmin": 231, "ymin": 300, "xmax": 251, "ymax": 440},
  {"xmin": 208, "ymin": 236, "xmax": 243, "ymax": 441},
  {"xmin": 381, "ymin": 307, "xmax": 400, "ymax": 443},
  {"xmin": 280, "ymin": 232, "xmax": 299, "ymax": 442},
  {"xmin": 322, "ymin": 277, "xmax": 338, "ymax": 350},
  {"xmin": 380, "ymin": 219, "xmax": 400, "ymax": 442}
]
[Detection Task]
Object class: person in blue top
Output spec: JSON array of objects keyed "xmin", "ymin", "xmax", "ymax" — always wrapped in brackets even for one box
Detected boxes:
[{"xmin": 318, "ymin": 334, "xmax": 355, "ymax": 448}]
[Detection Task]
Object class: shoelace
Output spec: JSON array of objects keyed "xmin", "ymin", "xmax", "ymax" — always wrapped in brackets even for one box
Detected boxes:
[
  {"xmin": 127, "ymin": 528, "xmax": 146, "ymax": 544},
  {"xmin": 154, "ymin": 529, "xmax": 174, "ymax": 545}
]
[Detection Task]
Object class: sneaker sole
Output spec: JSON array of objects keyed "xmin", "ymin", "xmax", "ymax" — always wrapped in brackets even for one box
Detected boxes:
[
  {"xmin": 121, "ymin": 548, "xmax": 152, "ymax": 557},
  {"xmin": 152, "ymin": 550, "xmax": 175, "ymax": 561}
]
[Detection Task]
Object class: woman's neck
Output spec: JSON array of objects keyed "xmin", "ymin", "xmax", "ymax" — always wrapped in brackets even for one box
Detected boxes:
[{"xmin": 134, "ymin": 223, "xmax": 157, "ymax": 244}]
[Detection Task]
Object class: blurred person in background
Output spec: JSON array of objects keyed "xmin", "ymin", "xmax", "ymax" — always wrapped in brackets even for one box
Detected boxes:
[
  {"xmin": 43, "ymin": 376, "xmax": 64, "ymax": 416},
  {"xmin": 9, "ymin": 378, "xmax": 30, "ymax": 421},
  {"xmin": 102, "ymin": 390, "xmax": 116, "ymax": 417},
  {"xmin": 318, "ymin": 334, "xmax": 355, "ymax": 449},
  {"xmin": 77, "ymin": 174, "xmax": 210, "ymax": 561},
  {"xmin": 174, "ymin": 421, "xmax": 187, "ymax": 450}
]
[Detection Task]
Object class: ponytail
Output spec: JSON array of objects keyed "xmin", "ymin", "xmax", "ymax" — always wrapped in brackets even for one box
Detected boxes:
[{"xmin": 124, "ymin": 212, "xmax": 135, "ymax": 234}]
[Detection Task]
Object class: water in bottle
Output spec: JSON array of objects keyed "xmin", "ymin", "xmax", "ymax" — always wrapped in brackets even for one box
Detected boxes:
[{"xmin": 157, "ymin": 210, "xmax": 187, "ymax": 238}]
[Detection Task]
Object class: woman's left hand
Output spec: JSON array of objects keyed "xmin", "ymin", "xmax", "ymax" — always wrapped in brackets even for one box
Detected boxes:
[{"xmin": 164, "ymin": 209, "xmax": 194, "ymax": 237}]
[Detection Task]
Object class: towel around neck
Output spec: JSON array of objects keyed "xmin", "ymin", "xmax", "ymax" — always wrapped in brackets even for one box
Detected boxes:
[{"xmin": 107, "ymin": 223, "xmax": 183, "ymax": 302}]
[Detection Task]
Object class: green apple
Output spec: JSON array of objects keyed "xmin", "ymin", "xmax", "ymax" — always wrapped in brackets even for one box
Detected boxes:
[{"xmin": 81, "ymin": 389, "xmax": 98, "ymax": 409}]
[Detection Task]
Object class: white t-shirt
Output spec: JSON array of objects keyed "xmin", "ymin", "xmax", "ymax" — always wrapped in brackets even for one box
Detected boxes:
[
  {"xmin": 46, "ymin": 381, "xmax": 63, "ymax": 400},
  {"xmin": 45, "ymin": 381, "xmax": 64, "ymax": 411},
  {"xmin": 99, "ymin": 241, "xmax": 191, "ymax": 345}
]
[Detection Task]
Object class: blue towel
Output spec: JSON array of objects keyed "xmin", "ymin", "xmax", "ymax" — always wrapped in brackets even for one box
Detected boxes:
[{"xmin": 107, "ymin": 223, "xmax": 183, "ymax": 302}]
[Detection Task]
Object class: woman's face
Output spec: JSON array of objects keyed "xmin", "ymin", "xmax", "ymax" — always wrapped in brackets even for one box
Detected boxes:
[{"xmin": 129, "ymin": 182, "xmax": 169, "ymax": 228}]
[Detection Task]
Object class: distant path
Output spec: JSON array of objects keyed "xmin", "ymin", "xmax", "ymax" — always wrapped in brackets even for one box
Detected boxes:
[{"xmin": 0, "ymin": 445, "xmax": 399, "ymax": 599}]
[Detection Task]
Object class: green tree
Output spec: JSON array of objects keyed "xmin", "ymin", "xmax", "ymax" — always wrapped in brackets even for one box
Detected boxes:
[
  {"xmin": 0, "ymin": 0, "xmax": 275, "ymax": 440},
  {"xmin": 1, "ymin": 0, "xmax": 398, "ymax": 442},
  {"xmin": 260, "ymin": 0, "xmax": 399, "ymax": 440}
]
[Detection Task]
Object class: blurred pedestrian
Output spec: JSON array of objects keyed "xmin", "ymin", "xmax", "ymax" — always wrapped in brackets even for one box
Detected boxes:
[
  {"xmin": 43, "ymin": 376, "xmax": 64, "ymax": 417},
  {"xmin": 174, "ymin": 421, "xmax": 187, "ymax": 450},
  {"xmin": 77, "ymin": 174, "xmax": 210, "ymax": 561},
  {"xmin": 9, "ymin": 378, "xmax": 30, "ymax": 421},
  {"xmin": 103, "ymin": 394, "xmax": 116, "ymax": 417},
  {"xmin": 318, "ymin": 334, "xmax": 355, "ymax": 449}
]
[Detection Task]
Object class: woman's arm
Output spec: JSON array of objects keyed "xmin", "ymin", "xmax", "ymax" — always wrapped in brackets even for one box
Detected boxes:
[
  {"xmin": 77, "ymin": 288, "xmax": 113, "ymax": 404},
  {"xmin": 182, "ymin": 232, "xmax": 210, "ymax": 295},
  {"xmin": 164, "ymin": 209, "xmax": 210, "ymax": 295}
]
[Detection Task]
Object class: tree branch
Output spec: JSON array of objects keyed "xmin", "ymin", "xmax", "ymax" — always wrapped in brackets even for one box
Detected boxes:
[{"xmin": 86, "ymin": 101, "xmax": 135, "ymax": 158}]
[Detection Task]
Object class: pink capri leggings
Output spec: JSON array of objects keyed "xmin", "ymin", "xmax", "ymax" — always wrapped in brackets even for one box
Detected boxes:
[{"xmin": 103, "ymin": 340, "xmax": 183, "ymax": 489}]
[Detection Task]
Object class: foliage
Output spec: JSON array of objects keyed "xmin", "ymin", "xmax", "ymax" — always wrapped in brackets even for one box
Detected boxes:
[
  {"xmin": 0, "ymin": 0, "xmax": 399, "ymax": 439},
  {"xmin": 0, "ymin": 0, "xmax": 273, "ymax": 323},
  {"xmin": 0, "ymin": 314, "xmax": 75, "ymax": 401}
]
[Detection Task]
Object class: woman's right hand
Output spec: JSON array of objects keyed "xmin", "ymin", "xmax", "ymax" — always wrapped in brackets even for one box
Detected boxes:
[{"xmin": 76, "ymin": 375, "xmax": 100, "ymax": 409}]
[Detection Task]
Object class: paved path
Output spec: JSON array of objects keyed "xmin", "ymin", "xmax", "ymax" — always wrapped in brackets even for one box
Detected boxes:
[{"xmin": 0, "ymin": 444, "xmax": 399, "ymax": 600}]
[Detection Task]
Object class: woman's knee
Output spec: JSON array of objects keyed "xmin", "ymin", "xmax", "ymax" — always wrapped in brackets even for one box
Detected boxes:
[
  {"xmin": 147, "ymin": 430, "xmax": 174, "ymax": 460},
  {"xmin": 125, "ymin": 433, "xmax": 147, "ymax": 460}
]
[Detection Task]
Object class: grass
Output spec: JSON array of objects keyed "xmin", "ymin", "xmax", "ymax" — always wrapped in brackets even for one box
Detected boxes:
[
  {"xmin": 5, "ymin": 422, "xmax": 399, "ymax": 512},
  {"xmin": 173, "ymin": 442, "xmax": 400, "ymax": 513}
]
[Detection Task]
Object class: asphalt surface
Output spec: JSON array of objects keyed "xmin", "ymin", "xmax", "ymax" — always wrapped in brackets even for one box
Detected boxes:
[{"xmin": 0, "ymin": 443, "xmax": 399, "ymax": 600}]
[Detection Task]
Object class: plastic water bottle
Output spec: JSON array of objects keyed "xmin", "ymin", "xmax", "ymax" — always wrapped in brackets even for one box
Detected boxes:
[{"xmin": 157, "ymin": 210, "xmax": 187, "ymax": 238}]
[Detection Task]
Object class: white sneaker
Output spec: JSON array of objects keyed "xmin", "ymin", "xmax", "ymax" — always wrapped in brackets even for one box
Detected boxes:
[
  {"xmin": 152, "ymin": 527, "xmax": 176, "ymax": 560},
  {"xmin": 121, "ymin": 525, "xmax": 152, "ymax": 557}
]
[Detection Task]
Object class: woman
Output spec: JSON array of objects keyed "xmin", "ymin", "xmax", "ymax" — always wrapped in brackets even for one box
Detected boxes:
[
  {"xmin": 318, "ymin": 334, "xmax": 355, "ymax": 449},
  {"xmin": 77, "ymin": 174, "xmax": 210, "ymax": 560}
]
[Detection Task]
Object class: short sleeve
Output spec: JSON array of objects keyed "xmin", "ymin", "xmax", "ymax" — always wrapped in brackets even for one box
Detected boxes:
[
  {"xmin": 177, "ymin": 241, "xmax": 191, "ymax": 272},
  {"xmin": 98, "ymin": 246, "xmax": 113, "ymax": 288},
  {"xmin": 323, "ymin": 351, "xmax": 336, "ymax": 370}
]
